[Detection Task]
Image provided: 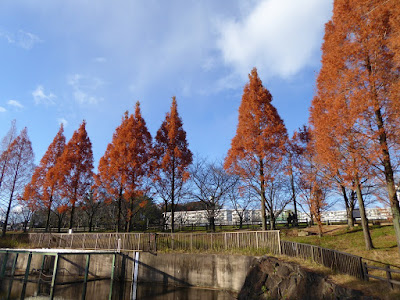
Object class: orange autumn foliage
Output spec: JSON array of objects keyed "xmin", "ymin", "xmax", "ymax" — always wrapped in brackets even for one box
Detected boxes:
[
  {"xmin": 23, "ymin": 124, "xmax": 65, "ymax": 230},
  {"xmin": 224, "ymin": 67, "xmax": 287, "ymax": 230},
  {"xmin": 153, "ymin": 96, "xmax": 193, "ymax": 232},
  {"xmin": 54, "ymin": 121, "xmax": 94, "ymax": 229},
  {"xmin": 97, "ymin": 102, "xmax": 152, "ymax": 231}
]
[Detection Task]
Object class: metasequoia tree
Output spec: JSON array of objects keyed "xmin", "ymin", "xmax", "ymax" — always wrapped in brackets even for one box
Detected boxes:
[
  {"xmin": 190, "ymin": 159, "xmax": 239, "ymax": 232},
  {"xmin": 97, "ymin": 111, "xmax": 130, "ymax": 232},
  {"xmin": 1, "ymin": 128, "xmax": 34, "ymax": 237},
  {"xmin": 153, "ymin": 96, "xmax": 193, "ymax": 232},
  {"xmin": 97, "ymin": 102, "xmax": 152, "ymax": 232},
  {"xmin": 309, "ymin": 0, "xmax": 400, "ymax": 249},
  {"xmin": 55, "ymin": 121, "xmax": 94, "ymax": 229},
  {"xmin": 224, "ymin": 67, "xmax": 288, "ymax": 230},
  {"xmin": 23, "ymin": 125, "xmax": 65, "ymax": 231}
]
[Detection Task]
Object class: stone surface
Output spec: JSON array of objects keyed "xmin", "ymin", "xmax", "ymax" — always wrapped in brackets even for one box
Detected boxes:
[{"xmin": 238, "ymin": 256, "xmax": 378, "ymax": 300}]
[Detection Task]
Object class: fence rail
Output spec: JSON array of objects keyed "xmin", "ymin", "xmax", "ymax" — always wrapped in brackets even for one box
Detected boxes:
[
  {"xmin": 280, "ymin": 240, "xmax": 364, "ymax": 279},
  {"xmin": 28, "ymin": 230, "xmax": 281, "ymax": 255},
  {"xmin": 363, "ymin": 262, "xmax": 400, "ymax": 289}
]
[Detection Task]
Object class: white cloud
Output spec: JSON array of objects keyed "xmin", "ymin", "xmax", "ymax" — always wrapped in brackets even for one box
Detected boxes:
[
  {"xmin": 16, "ymin": 30, "xmax": 42, "ymax": 50},
  {"xmin": 0, "ymin": 29, "xmax": 42, "ymax": 50},
  {"xmin": 57, "ymin": 118, "xmax": 68, "ymax": 127},
  {"xmin": 216, "ymin": 0, "xmax": 332, "ymax": 79},
  {"xmin": 68, "ymin": 74, "xmax": 104, "ymax": 105},
  {"xmin": 32, "ymin": 85, "xmax": 56, "ymax": 105},
  {"xmin": 7, "ymin": 100, "xmax": 24, "ymax": 109},
  {"xmin": 0, "ymin": 107, "xmax": 6, "ymax": 113},
  {"xmin": 93, "ymin": 57, "xmax": 106, "ymax": 63}
]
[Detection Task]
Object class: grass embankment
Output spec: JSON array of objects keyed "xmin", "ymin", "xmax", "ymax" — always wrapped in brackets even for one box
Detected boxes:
[
  {"xmin": 281, "ymin": 224, "xmax": 399, "ymax": 266},
  {"xmin": 0, "ymin": 232, "xmax": 30, "ymax": 249},
  {"xmin": 281, "ymin": 224, "xmax": 400, "ymax": 300}
]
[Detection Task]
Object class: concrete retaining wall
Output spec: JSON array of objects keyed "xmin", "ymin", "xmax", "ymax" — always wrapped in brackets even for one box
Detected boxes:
[
  {"xmin": 0, "ymin": 251, "xmax": 255, "ymax": 292},
  {"xmin": 137, "ymin": 252, "xmax": 256, "ymax": 292}
]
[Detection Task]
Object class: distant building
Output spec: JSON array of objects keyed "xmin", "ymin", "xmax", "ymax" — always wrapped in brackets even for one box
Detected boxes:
[{"xmin": 164, "ymin": 207, "xmax": 391, "ymax": 227}]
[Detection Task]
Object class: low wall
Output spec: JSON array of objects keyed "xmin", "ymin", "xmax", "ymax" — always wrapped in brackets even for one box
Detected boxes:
[
  {"xmin": 0, "ymin": 250, "xmax": 255, "ymax": 293},
  {"xmin": 137, "ymin": 252, "xmax": 256, "ymax": 292}
]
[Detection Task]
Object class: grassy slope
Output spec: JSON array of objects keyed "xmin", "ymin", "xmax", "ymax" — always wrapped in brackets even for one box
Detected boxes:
[{"xmin": 281, "ymin": 224, "xmax": 399, "ymax": 266}]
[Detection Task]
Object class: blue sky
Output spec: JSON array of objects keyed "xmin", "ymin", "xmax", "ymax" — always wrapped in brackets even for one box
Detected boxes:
[{"xmin": 0, "ymin": 0, "xmax": 333, "ymax": 167}]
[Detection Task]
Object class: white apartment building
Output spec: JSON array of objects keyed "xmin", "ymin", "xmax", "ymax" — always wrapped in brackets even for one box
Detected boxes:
[{"xmin": 164, "ymin": 207, "xmax": 392, "ymax": 227}]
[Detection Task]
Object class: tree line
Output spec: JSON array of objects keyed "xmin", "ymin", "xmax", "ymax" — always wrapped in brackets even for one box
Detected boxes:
[{"xmin": 0, "ymin": 0, "xmax": 399, "ymax": 255}]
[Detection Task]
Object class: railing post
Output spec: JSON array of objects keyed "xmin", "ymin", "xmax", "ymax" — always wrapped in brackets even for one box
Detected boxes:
[
  {"xmin": 82, "ymin": 254, "xmax": 90, "ymax": 300},
  {"xmin": 224, "ymin": 233, "xmax": 227, "ymax": 250},
  {"xmin": 20, "ymin": 252, "xmax": 33, "ymax": 300},
  {"xmin": 49, "ymin": 254, "xmax": 59, "ymax": 300},
  {"xmin": 256, "ymin": 232, "xmax": 259, "ymax": 249},
  {"xmin": 109, "ymin": 253, "xmax": 117, "ymax": 300},
  {"xmin": 7, "ymin": 253, "xmax": 19, "ymax": 299},
  {"xmin": 190, "ymin": 233, "xmax": 193, "ymax": 251},
  {"xmin": 95, "ymin": 233, "xmax": 98, "ymax": 250},
  {"xmin": 386, "ymin": 265, "xmax": 394, "ymax": 289},
  {"xmin": 277, "ymin": 231, "xmax": 282, "ymax": 255},
  {"xmin": 362, "ymin": 262, "xmax": 369, "ymax": 281}
]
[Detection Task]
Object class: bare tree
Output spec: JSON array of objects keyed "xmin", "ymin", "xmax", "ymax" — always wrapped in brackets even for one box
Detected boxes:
[
  {"xmin": 1, "ymin": 128, "xmax": 34, "ymax": 237},
  {"xmin": 190, "ymin": 159, "xmax": 239, "ymax": 232},
  {"xmin": 228, "ymin": 183, "xmax": 257, "ymax": 229}
]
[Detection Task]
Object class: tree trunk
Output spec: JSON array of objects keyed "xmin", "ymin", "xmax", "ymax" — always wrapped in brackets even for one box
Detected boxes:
[
  {"xmin": 1, "ymin": 169, "xmax": 18, "ymax": 237},
  {"xmin": 270, "ymin": 213, "xmax": 276, "ymax": 230},
  {"xmin": 341, "ymin": 185, "xmax": 354, "ymax": 228},
  {"xmin": 117, "ymin": 188, "xmax": 123, "ymax": 233},
  {"xmin": 289, "ymin": 156, "xmax": 298, "ymax": 227},
  {"xmin": 57, "ymin": 217, "xmax": 62, "ymax": 233},
  {"xmin": 23, "ymin": 220, "xmax": 28, "ymax": 232},
  {"xmin": 171, "ymin": 163, "xmax": 175, "ymax": 233},
  {"xmin": 259, "ymin": 158, "xmax": 267, "ymax": 231},
  {"xmin": 69, "ymin": 202, "xmax": 75, "ymax": 230},
  {"xmin": 374, "ymin": 107, "xmax": 400, "ymax": 255},
  {"xmin": 45, "ymin": 194, "xmax": 53, "ymax": 232},
  {"xmin": 88, "ymin": 216, "xmax": 93, "ymax": 232},
  {"xmin": 354, "ymin": 177, "xmax": 374, "ymax": 250},
  {"xmin": 163, "ymin": 199, "xmax": 168, "ymax": 231}
]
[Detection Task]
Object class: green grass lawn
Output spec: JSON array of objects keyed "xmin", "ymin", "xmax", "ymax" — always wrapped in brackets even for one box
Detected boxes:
[{"xmin": 281, "ymin": 224, "xmax": 399, "ymax": 266}]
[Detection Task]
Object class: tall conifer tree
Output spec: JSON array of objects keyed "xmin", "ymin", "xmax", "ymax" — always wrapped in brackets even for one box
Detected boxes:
[
  {"xmin": 97, "ymin": 102, "xmax": 152, "ymax": 232},
  {"xmin": 224, "ymin": 68, "xmax": 288, "ymax": 230},
  {"xmin": 23, "ymin": 124, "xmax": 65, "ymax": 231},
  {"xmin": 311, "ymin": 0, "xmax": 400, "ymax": 250},
  {"xmin": 55, "ymin": 121, "xmax": 94, "ymax": 230},
  {"xmin": 153, "ymin": 97, "xmax": 193, "ymax": 232}
]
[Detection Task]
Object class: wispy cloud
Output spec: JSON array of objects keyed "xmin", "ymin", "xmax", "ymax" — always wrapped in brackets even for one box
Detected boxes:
[
  {"xmin": 0, "ymin": 29, "xmax": 42, "ymax": 50},
  {"xmin": 0, "ymin": 106, "xmax": 6, "ymax": 113},
  {"xmin": 57, "ymin": 118, "xmax": 68, "ymax": 127},
  {"xmin": 216, "ymin": 0, "xmax": 332, "ymax": 79},
  {"xmin": 7, "ymin": 100, "xmax": 24, "ymax": 109},
  {"xmin": 93, "ymin": 57, "xmax": 106, "ymax": 63},
  {"xmin": 32, "ymin": 85, "xmax": 56, "ymax": 105},
  {"xmin": 68, "ymin": 74, "xmax": 104, "ymax": 105}
]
